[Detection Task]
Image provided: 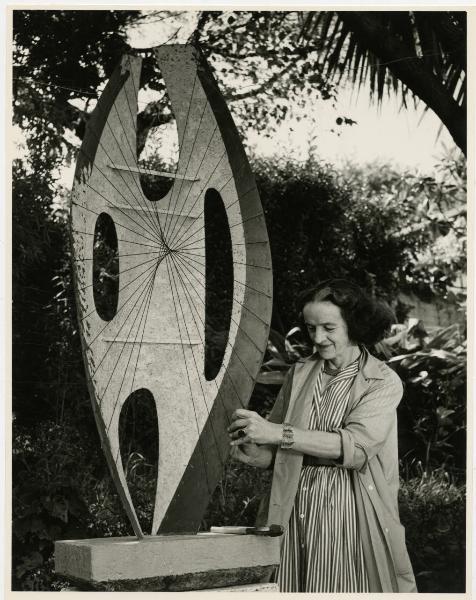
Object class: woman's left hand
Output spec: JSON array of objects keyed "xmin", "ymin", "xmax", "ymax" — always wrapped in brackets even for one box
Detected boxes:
[{"xmin": 228, "ymin": 409, "xmax": 281, "ymax": 446}]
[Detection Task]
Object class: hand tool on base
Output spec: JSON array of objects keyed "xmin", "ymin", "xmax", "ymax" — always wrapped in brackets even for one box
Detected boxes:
[{"xmin": 209, "ymin": 524, "xmax": 283, "ymax": 537}]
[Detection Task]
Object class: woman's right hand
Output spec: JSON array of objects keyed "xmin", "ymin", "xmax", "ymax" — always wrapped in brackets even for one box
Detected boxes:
[{"xmin": 230, "ymin": 442, "xmax": 273, "ymax": 469}]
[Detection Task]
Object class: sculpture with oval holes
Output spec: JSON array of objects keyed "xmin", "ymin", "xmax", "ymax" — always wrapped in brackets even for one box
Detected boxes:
[{"xmin": 55, "ymin": 44, "xmax": 279, "ymax": 591}]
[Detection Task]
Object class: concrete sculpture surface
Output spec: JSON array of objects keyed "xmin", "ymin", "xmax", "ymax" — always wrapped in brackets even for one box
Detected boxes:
[{"xmin": 69, "ymin": 44, "xmax": 273, "ymax": 538}]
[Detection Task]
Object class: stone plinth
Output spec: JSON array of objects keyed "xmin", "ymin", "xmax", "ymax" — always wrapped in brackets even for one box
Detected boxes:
[{"xmin": 55, "ymin": 533, "xmax": 280, "ymax": 591}]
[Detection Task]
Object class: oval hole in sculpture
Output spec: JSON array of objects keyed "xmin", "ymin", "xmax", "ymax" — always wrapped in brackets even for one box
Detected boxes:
[
  {"xmin": 119, "ymin": 388, "xmax": 158, "ymax": 534},
  {"xmin": 137, "ymin": 65, "xmax": 179, "ymax": 203},
  {"xmin": 92, "ymin": 213, "xmax": 119, "ymax": 321},
  {"xmin": 204, "ymin": 188, "xmax": 233, "ymax": 381}
]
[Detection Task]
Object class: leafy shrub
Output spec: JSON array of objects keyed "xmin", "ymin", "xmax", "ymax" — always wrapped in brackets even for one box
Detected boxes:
[
  {"xmin": 391, "ymin": 324, "xmax": 466, "ymax": 479},
  {"xmin": 12, "ymin": 420, "xmax": 97, "ymax": 590},
  {"xmin": 399, "ymin": 469, "xmax": 465, "ymax": 592},
  {"xmin": 338, "ymin": 153, "xmax": 466, "ymax": 301},
  {"xmin": 254, "ymin": 157, "xmax": 414, "ymax": 331}
]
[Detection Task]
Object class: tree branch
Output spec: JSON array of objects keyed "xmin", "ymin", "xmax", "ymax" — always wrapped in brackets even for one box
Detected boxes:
[
  {"xmin": 136, "ymin": 100, "xmax": 174, "ymax": 155},
  {"xmin": 224, "ymin": 63, "xmax": 296, "ymax": 102},
  {"xmin": 211, "ymin": 44, "xmax": 322, "ymax": 61}
]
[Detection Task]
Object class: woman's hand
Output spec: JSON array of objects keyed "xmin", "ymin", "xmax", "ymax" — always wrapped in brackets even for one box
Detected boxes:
[
  {"xmin": 228, "ymin": 409, "xmax": 282, "ymax": 446},
  {"xmin": 230, "ymin": 443, "xmax": 274, "ymax": 469}
]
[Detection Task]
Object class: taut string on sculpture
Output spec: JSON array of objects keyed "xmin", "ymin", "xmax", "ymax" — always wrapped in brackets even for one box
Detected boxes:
[{"xmin": 70, "ymin": 44, "xmax": 273, "ymax": 538}]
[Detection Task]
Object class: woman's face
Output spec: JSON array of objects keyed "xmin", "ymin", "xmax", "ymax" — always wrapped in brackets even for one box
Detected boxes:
[{"xmin": 302, "ymin": 300, "xmax": 356, "ymax": 364}]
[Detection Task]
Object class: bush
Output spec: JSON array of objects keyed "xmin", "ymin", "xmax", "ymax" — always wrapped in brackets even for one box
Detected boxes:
[
  {"xmin": 399, "ymin": 470, "xmax": 465, "ymax": 592},
  {"xmin": 391, "ymin": 324, "xmax": 466, "ymax": 479},
  {"xmin": 254, "ymin": 157, "xmax": 413, "ymax": 331},
  {"xmin": 338, "ymin": 154, "xmax": 466, "ymax": 301},
  {"xmin": 12, "ymin": 420, "xmax": 97, "ymax": 590}
]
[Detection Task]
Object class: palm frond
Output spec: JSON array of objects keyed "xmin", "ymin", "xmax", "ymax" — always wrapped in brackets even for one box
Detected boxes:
[{"xmin": 302, "ymin": 10, "xmax": 465, "ymax": 109}]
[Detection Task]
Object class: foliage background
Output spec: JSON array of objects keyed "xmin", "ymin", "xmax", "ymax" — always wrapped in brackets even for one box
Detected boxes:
[{"xmin": 11, "ymin": 8, "xmax": 467, "ymax": 594}]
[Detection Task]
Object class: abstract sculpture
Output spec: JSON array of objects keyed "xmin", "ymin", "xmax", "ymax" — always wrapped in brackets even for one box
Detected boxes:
[{"xmin": 69, "ymin": 44, "xmax": 273, "ymax": 538}]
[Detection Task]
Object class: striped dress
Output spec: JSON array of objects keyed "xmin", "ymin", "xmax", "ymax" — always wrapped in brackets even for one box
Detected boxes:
[{"xmin": 276, "ymin": 355, "xmax": 369, "ymax": 593}]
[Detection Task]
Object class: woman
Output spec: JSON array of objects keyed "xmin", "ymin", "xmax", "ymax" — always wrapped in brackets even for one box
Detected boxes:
[{"xmin": 228, "ymin": 279, "xmax": 417, "ymax": 593}]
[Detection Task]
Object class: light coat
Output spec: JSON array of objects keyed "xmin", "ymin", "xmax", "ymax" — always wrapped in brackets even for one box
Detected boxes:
[{"xmin": 256, "ymin": 350, "xmax": 417, "ymax": 593}]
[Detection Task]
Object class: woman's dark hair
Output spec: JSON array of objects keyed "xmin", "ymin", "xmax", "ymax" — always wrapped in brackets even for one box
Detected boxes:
[{"xmin": 297, "ymin": 279, "xmax": 395, "ymax": 347}]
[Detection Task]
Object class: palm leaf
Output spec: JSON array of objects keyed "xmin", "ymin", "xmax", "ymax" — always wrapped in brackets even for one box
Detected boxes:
[{"xmin": 301, "ymin": 10, "xmax": 465, "ymax": 110}]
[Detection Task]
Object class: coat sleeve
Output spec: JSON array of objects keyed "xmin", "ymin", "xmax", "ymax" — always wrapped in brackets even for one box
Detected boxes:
[{"xmin": 333, "ymin": 366, "xmax": 403, "ymax": 472}]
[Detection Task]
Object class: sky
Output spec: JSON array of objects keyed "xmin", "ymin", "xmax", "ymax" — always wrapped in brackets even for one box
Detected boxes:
[{"xmin": 246, "ymin": 86, "xmax": 455, "ymax": 173}]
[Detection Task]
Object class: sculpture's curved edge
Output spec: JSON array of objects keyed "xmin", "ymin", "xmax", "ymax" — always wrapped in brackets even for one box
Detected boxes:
[
  {"xmin": 74, "ymin": 60, "xmax": 131, "ymax": 184},
  {"xmin": 157, "ymin": 45, "xmax": 273, "ymax": 535},
  {"xmin": 70, "ymin": 56, "xmax": 144, "ymax": 538}
]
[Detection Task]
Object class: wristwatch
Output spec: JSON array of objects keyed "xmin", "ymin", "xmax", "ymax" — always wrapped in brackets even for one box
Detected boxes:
[{"xmin": 281, "ymin": 422, "xmax": 294, "ymax": 449}]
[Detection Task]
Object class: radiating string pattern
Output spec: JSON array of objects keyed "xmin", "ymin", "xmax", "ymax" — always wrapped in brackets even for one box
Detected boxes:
[{"xmin": 70, "ymin": 48, "xmax": 272, "ymax": 529}]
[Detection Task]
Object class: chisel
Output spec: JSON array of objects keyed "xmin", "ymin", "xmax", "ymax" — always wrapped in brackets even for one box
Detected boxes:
[{"xmin": 209, "ymin": 524, "xmax": 283, "ymax": 537}]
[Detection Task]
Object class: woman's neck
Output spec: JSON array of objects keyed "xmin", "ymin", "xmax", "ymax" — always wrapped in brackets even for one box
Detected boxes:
[{"xmin": 327, "ymin": 345, "xmax": 360, "ymax": 370}]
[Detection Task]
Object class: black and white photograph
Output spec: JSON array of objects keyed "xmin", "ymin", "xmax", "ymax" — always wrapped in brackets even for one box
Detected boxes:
[{"xmin": 8, "ymin": 5, "xmax": 470, "ymax": 595}]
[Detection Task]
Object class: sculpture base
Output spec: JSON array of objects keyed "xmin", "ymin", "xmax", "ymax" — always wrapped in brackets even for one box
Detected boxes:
[{"xmin": 55, "ymin": 533, "xmax": 280, "ymax": 591}]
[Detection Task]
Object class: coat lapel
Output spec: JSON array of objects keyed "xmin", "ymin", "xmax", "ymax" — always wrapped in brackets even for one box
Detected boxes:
[
  {"xmin": 286, "ymin": 358, "xmax": 322, "ymax": 428},
  {"xmin": 344, "ymin": 349, "xmax": 385, "ymax": 420}
]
